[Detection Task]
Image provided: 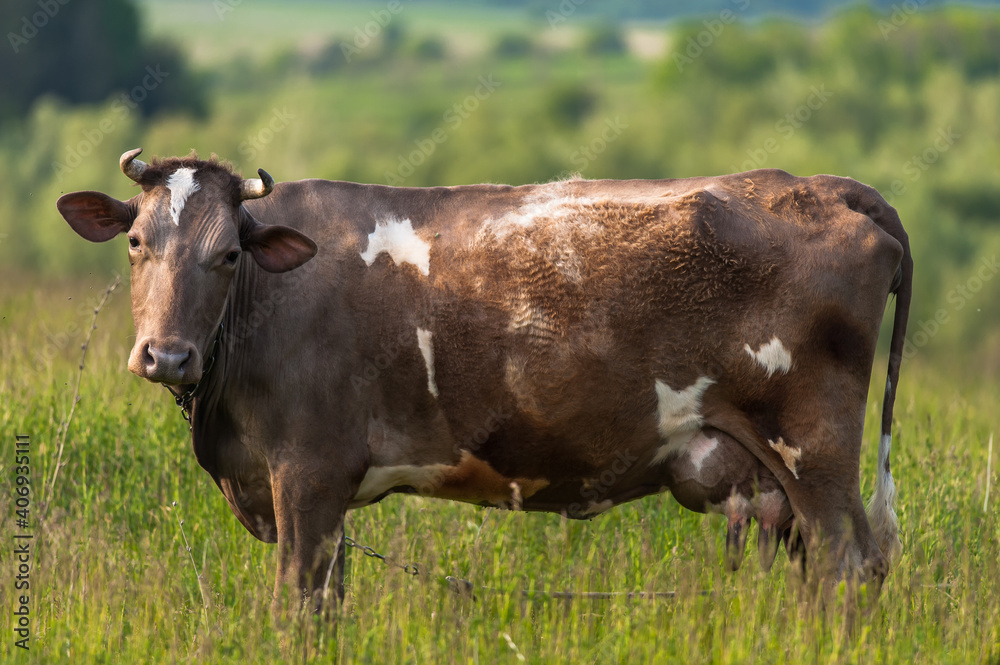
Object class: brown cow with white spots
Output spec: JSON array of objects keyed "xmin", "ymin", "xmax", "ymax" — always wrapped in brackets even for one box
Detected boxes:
[{"xmin": 57, "ymin": 149, "xmax": 911, "ymax": 612}]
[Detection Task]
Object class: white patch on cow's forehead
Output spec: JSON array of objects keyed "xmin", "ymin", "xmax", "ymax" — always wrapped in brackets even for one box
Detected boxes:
[
  {"xmin": 769, "ymin": 437, "xmax": 801, "ymax": 479},
  {"xmin": 166, "ymin": 167, "xmax": 201, "ymax": 226},
  {"xmin": 744, "ymin": 337, "xmax": 793, "ymax": 377},
  {"xmin": 651, "ymin": 376, "xmax": 715, "ymax": 464},
  {"xmin": 416, "ymin": 327, "xmax": 438, "ymax": 398},
  {"xmin": 360, "ymin": 217, "xmax": 430, "ymax": 276}
]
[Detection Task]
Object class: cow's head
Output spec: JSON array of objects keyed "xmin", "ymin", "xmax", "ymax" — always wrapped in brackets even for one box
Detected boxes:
[{"xmin": 57, "ymin": 148, "xmax": 317, "ymax": 386}]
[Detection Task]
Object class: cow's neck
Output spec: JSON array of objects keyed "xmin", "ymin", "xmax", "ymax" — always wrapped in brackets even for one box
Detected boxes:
[{"xmin": 190, "ymin": 259, "xmax": 265, "ymax": 428}]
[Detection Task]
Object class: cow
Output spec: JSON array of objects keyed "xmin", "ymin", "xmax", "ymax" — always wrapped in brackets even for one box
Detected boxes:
[{"xmin": 57, "ymin": 148, "xmax": 911, "ymax": 613}]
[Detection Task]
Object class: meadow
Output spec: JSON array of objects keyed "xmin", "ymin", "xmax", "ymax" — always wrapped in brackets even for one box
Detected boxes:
[
  {"xmin": 0, "ymin": 277, "xmax": 997, "ymax": 663},
  {"xmin": 2, "ymin": 1, "xmax": 999, "ymax": 662}
]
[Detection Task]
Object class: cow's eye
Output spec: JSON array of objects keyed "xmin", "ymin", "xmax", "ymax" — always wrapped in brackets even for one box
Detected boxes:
[
  {"xmin": 128, "ymin": 235, "xmax": 140, "ymax": 249},
  {"xmin": 224, "ymin": 250, "xmax": 241, "ymax": 266}
]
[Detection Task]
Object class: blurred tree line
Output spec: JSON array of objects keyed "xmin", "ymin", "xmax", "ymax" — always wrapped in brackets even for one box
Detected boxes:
[{"xmin": 0, "ymin": 0, "xmax": 205, "ymax": 124}]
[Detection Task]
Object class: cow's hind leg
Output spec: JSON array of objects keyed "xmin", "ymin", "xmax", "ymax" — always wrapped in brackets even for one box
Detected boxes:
[
  {"xmin": 764, "ymin": 414, "xmax": 888, "ymax": 588},
  {"xmin": 717, "ymin": 393, "xmax": 888, "ymax": 588}
]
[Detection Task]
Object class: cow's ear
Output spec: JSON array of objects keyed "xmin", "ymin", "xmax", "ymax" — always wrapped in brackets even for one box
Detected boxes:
[
  {"xmin": 240, "ymin": 208, "xmax": 317, "ymax": 273},
  {"xmin": 57, "ymin": 191, "xmax": 135, "ymax": 242}
]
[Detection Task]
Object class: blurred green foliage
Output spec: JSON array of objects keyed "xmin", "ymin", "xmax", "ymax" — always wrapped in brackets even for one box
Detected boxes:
[
  {"xmin": 2, "ymin": 2, "xmax": 998, "ymax": 370},
  {"xmin": 0, "ymin": 0, "xmax": 206, "ymax": 122}
]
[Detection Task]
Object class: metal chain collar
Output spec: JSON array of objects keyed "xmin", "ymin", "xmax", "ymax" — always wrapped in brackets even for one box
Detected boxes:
[{"xmin": 165, "ymin": 322, "xmax": 225, "ymax": 429}]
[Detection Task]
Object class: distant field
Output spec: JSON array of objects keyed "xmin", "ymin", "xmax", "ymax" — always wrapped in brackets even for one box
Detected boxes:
[
  {"xmin": 140, "ymin": 0, "xmax": 548, "ymax": 64},
  {"xmin": 0, "ymin": 276, "xmax": 997, "ymax": 663}
]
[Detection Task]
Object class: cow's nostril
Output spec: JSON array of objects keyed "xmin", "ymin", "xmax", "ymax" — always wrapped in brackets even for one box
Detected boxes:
[
  {"xmin": 177, "ymin": 351, "xmax": 191, "ymax": 372},
  {"xmin": 142, "ymin": 343, "xmax": 156, "ymax": 369}
]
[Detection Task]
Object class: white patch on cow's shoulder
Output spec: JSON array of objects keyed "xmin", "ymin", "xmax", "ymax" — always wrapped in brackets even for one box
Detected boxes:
[
  {"xmin": 744, "ymin": 337, "xmax": 793, "ymax": 377},
  {"xmin": 166, "ymin": 168, "xmax": 200, "ymax": 226},
  {"xmin": 652, "ymin": 376, "xmax": 715, "ymax": 464},
  {"xmin": 360, "ymin": 217, "xmax": 430, "ymax": 276},
  {"xmin": 769, "ymin": 437, "xmax": 801, "ymax": 479},
  {"xmin": 416, "ymin": 327, "xmax": 438, "ymax": 398}
]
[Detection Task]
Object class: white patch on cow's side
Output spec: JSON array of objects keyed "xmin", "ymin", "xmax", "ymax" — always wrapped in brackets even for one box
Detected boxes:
[
  {"xmin": 582, "ymin": 499, "xmax": 614, "ymax": 516},
  {"xmin": 360, "ymin": 217, "xmax": 430, "ymax": 276},
  {"xmin": 352, "ymin": 463, "xmax": 447, "ymax": 505},
  {"xmin": 166, "ymin": 168, "xmax": 201, "ymax": 226},
  {"xmin": 744, "ymin": 337, "xmax": 793, "ymax": 377},
  {"xmin": 652, "ymin": 376, "xmax": 715, "ymax": 464},
  {"xmin": 478, "ymin": 193, "xmax": 597, "ymax": 242},
  {"xmin": 769, "ymin": 437, "xmax": 802, "ymax": 479},
  {"xmin": 416, "ymin": 327, "xmax": 438, "ymax": 398},
  {"xmin": 687, "ymin": 432, "xmax": 719, "ymax": 473}
]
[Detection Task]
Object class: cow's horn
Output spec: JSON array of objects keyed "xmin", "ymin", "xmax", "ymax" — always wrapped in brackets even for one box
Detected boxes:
[
  {"xmin": 240, "ymin": 169, "xmax": 274, "ymax": 200},
  {"xmin": 120, "ymin": 148, "xmax": 147, "ymax": 182}
]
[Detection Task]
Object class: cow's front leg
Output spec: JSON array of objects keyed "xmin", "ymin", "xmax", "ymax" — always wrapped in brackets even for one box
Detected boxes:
[{"xmin": 270, "ymin": 459, "xmax": 355, "ymax": 618}]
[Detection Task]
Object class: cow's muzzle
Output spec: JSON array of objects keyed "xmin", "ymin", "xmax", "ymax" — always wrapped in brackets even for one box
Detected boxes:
[{"xmin": 129, "ymin": 337, "xmax": 202, "ymax": 385}]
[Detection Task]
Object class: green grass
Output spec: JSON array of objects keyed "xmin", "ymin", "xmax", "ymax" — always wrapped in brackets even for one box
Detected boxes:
[{"xmin": 1, "ymin": 275, "xmax": 998, "ymax": 663}]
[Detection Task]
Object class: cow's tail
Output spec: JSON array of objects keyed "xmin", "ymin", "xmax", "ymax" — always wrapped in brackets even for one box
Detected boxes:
[{"xmin": 865, "ymin": 197, "xmax": 912, "ymax": 566}]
